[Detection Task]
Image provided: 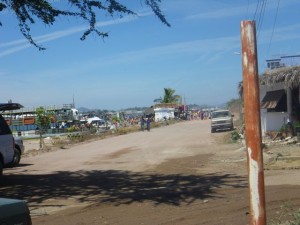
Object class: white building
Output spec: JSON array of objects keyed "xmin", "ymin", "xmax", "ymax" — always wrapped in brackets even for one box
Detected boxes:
[{"xmin": 259, "ymin": 66, "xmax": 300, "ymax": 136}]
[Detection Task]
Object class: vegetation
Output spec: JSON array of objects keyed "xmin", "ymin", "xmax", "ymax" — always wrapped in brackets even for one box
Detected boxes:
[
  {"xmin": 154, "ymin": 88, "xmax": 181, "ymax": 104},
  {"xmin": 40, "ymin": 118, "xmax": 179, "ymax": 150},
  {"xmin": 0, "ymin": 0, "xmax": 170, "ymax": 50},
  {"xmin": 35, "ymin": 106, "xmax": 54, "ymax": 149},
  {"xmin": 230, "ymin": 130, "xmax": 241, "ymax": 142},
  {"xmin": 226, "ymin": 98, "xmax": 242, "ymax": 109},
  {"xmin": 269, "ymin": 203, "xmax": 300, "ymax": 225}
]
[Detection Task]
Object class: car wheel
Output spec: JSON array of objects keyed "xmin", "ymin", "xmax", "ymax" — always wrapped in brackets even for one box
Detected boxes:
[
  {"xmin": 12, "ymin": 148, "xmax": 21, "ymax": 167},
  {"xmin": 211, "ymin": 128, "xmax": 215, "ymax": 133},
  {"xmin": 0, "ymin": 160, "xmax": 3, "ymax": 176}
]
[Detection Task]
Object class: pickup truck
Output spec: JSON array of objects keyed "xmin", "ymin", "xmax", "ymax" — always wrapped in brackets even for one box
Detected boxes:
[
  {"xmin": 211, "ymin": 109, "xmax": 234, "ymax": 133},
  {"xmin": 0, "ymin": 198, "xmax": 32, "ymax": 225}
]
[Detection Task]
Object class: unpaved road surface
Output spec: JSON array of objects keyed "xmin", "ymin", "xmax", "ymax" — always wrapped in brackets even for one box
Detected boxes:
[{"xmin": 1, "ymin": 120, "xmax": 300, "ymax": 225}]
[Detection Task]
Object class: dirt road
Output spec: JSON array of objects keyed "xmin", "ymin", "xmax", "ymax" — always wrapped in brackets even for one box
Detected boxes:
[{"xmin": 1, "ymin": 120, "xmax": 300, "ymax": 225}]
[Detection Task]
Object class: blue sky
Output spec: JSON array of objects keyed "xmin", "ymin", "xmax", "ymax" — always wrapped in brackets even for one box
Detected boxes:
[{"xmin": 1, "ymin": 0, "xmax": 300, "ymax": 110}]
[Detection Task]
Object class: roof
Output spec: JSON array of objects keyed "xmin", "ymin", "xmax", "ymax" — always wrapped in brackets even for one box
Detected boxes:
[
  {"xmin": 261, "ymin": 90, "xmax": 285, "ymax": 109},
  {"xmin": 152, "ymin": 103, "xmax": 181, "ymax": 109},
  {"xmin": 260, "ymin": 66, "xmax": 300, "ymax": 89},
  {"xmin": 0, "ymin": 103, "xmax": 23, "ymax": 111}
]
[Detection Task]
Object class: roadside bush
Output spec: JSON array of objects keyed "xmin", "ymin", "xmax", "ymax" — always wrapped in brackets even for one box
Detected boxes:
[
  {"xmin": 269, "ymin": 203, "xmax": 300, "ymax": 225},
  {"xmin": 116, "ymin": 126, "xmax": 139, "ymax": 135},
  {"xmin": 67, "ymin": 132, "xmax": 93, "ymax": 143},
  {"xmin": 231, "ymin": 130, "xmax": 241, "ymax": 141},
  {"xmin": 51, "ymin": 136, "xmax": 69, "ymax": 149}
]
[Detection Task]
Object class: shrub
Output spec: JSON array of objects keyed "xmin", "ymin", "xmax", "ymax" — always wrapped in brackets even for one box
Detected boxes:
[
  {"xmin": 269, "ymin": 203, "xmax": 300, "ymax": 225},
  {"xmin": 231, "ymin": 130, "xmax": 241, "ymax": 141}
]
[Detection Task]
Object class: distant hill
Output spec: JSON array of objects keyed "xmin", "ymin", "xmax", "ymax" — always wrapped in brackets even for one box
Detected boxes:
[
  {"xmin": 77, "ymin": 107, "xmax": 91, "ymax": 113},
  {"xmin": 78, "ymin": 103, "xmax": 228, "ymax": 113}
]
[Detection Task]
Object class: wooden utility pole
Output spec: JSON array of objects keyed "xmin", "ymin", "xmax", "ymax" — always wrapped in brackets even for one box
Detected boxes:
[{"xmin": 240, "ymin": 20, "xmax": 267, "ymax": 225}]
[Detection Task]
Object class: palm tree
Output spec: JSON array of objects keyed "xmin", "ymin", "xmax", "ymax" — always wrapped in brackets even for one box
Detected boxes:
[
  {"xmin": 153, "ymin": 98, "xmax": 162, "ymax": 104},
  {"xmin": 161, "ymin": 88, "xmax": 181, "ymax": 104}
]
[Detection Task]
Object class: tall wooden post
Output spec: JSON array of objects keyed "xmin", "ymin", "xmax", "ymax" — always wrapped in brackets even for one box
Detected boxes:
[{"xmin": 240, "ymin": 20, "xmax": 266, "ymax": 225}]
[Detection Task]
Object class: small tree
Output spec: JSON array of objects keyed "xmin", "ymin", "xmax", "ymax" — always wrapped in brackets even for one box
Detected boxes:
[
  {"xmin": 35, "ymin": 107, "xmax": 53, "ymax": 149},
  {"xmin": 161, "ymin": 88, "xmax": 181, "ymax": 104}
]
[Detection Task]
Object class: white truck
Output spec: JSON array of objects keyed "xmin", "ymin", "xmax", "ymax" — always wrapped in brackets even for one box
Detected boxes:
[{"xmin": 210, "ymin": 109, "xmax": 234, "ymax": 133}]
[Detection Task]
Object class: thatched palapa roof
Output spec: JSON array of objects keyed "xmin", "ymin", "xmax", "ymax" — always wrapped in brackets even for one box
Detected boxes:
[{"xmin": 260, "ymin": 66, "xmax": 300, "ymax": 89}]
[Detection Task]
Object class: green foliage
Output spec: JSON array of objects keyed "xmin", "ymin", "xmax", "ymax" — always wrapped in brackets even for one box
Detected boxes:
[
  {"xmin": 0, "ymin": 0, "xmax": 170, "ymax": 50},
  {"xmin": 279, "ymin": 124, "xmax": 287, "ymax": 133},
  {"xmin": 231, "ymin": 130, "xmax": 241, "ymax": 141},
  {"xmin": 35, "ymin": 107, "xmax": 53, "ymax": 131},
  {"xmin": 158, "ymin": 88, "xmax": 181, "ymax": 104},
  {"xmin": 112, "ymin": 116, "xmax": 120, "ymax": 123},
  {"xmin": 292, "ymin": 121, "xmax": 300, "ymax": 131},
  {"xmin": 66, "ymin": 125, "xmax": 80, "ymax": 133},
  {"xmin": 227, "ymin": 98, "xmax": 242, "ymax": 109},
  {"xmin": 269, "ymin": 203, "xmax": 300, "ymax": 225},
  {"xmin": 35, "ymin": 106, "xmax": 54, "ymax": 149}
]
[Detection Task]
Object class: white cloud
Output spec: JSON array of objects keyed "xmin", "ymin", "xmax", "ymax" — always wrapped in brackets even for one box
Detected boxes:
[{"xmin": 0, "ymin": 14, "xmax": 139, "ymax": 57}]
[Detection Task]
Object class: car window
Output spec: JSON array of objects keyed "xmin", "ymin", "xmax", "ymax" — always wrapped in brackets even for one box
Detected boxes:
[
  {"xmin": 0, "ymin": 115, "xmax": 12, "ymax": 135},
  {"xmin": 212, "ymin": 111, "xmax": 230, "ymax": 118}
]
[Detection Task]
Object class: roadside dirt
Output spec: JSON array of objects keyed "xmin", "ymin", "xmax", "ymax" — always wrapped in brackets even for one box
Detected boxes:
[{"xmin": 1, "ymin": 120, "xmax": 300, "ymax": 225}]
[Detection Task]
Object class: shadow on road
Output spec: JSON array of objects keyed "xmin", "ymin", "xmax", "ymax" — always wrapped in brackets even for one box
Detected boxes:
[{"xmin": 0, "ymin": 170, "xmax": 247, "ymax": 207}]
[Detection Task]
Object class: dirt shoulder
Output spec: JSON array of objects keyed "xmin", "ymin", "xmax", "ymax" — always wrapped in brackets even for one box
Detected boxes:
[{"xmin": 2, "ymin": 120, "xmax": 300, "ymax": 225}]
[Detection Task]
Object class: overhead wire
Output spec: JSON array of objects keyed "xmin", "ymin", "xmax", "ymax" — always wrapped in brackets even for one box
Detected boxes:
[
  {"xmin": 266, "ymin": 0, "xmax": 280, "ymax": 58},
  {"xmin": 251, "ymin": 0, "xmax": 267, "ymax": 39},
  {"xmin": 253, "ymin": 0, "xmax": 261, "ymax": 20},
  {"xmin": 256, "ymin": 0, "xmax": 267, "ymax": 38}
]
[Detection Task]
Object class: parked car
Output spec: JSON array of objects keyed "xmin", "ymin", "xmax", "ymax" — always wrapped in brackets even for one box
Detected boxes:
[
  {"xmin": 210, "ymin": 109, "xmax": 234, "ymax": 133},
  {"xmin": 0, "ymin": 198, "xmax": 32, "ymax": 225},
  {"xmin": 0, "ymin": 103, "xmax": 23, "ymax": 176},
  {"xmin": 12, "ymin": 136, "xmax": 25, "ymax": 167}
]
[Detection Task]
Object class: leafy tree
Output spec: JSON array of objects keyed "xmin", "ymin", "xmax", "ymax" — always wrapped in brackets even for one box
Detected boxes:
[
  {"xmin": 156, "ymin": 88, "xmax": 181, "ymax": 104},
  {"xmin": 226, "ymin": 98, "xmax": 242, "ymax": 109},
  {"xmin": 35, "ymin": 106, "xmax": 53, "ymax": 149},
  {"xmin": 0, "ymin": 0, "xmax": 170, "ymax": 50},
  {"xmin": 153, "ymin": 98, "xmax": 162, "ymax": 103}
]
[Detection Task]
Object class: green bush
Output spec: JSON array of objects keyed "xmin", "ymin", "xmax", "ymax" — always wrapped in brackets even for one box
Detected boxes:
[
  {"xmin": 269, "ymin": 203, "xmax": 300, "ymax": 225},
  {"xmin": 231, "ymin": 131, "xmax": 241, "ymax": 141}
]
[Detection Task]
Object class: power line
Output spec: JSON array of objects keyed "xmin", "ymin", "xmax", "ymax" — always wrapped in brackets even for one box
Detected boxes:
[
  {"xmin": 253, "ymin": 0, "xmax": 261, "ymax": 20},
  {"xmin": 267, "ymin": 0, "xmax": 281, "ymax": 58},
  {"xmin": 256, "ymin": 0, "xmax": 267, "ymax": 38}
]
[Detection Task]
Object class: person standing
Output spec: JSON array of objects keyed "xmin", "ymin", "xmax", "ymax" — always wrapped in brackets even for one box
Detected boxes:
[
  {"xmin": 140, "ymin": 116, "xmax": 145, "ymax": 131},
  {"xmin": 146, "ymin": 117, "xmax": 151, "ymax": 131}
]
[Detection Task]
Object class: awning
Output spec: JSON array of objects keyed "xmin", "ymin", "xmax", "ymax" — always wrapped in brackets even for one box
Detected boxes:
[
  {"xmin": 261, "ymin": 90, "xmax": 285, "ymax": 109},
  {"xmin": 0, "ymin": 103, "xmax": 23, "ymax": 111}
]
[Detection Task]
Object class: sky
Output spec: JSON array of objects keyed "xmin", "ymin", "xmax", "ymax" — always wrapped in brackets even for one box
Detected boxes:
[{"xmin": 1, "ymin": 0, "xmax": 300, "ymax": 110}]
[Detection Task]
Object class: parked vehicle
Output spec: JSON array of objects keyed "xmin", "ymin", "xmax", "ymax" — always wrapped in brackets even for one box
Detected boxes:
[
  {"xmin": 210, "ymin": 109, "xmax": 234, "ymax": 133},
  {"xmin": 12, "ymin": 136, "xmax": 25, "ymax": 167},
  {"xmin": 0, "ymin": 198, "xmax": 32, "ymax": 225},
  {"xmin": 0, "ymin": 103, "xmax": 23, "ymax": 175}
]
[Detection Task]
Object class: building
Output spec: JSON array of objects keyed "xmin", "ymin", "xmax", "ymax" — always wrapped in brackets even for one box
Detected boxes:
[
  {"xmin": 259, "ymin": 66, "xmax": 300, "ymax": 136},
  {"xmin": 266, "ymin": 54, "xmax": 300, "ymax": 70},
  {"xmin": 145, "ymin": 103, "xmax": 184, "ymax": 122},
  {"xmin": 2, "ymin": 104, "xmax": 79, "ymax": 135}
]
